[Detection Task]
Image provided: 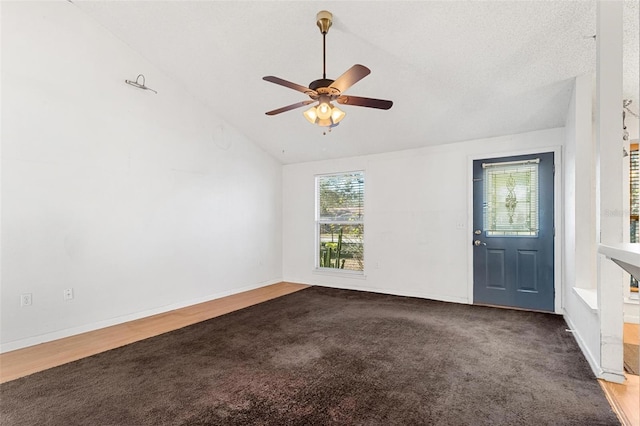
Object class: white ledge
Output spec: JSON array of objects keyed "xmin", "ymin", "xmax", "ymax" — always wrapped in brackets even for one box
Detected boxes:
[
  {"xmin": 598, "ymin": 243, "xmax": 640, "ymax": 281},
  {"xmin": 312, "ymin": 268, "xmax": 367, "ymax": 280},
  {"xmin": 573, "ymin": 287, "xmax": 598, "ymax": 312}
]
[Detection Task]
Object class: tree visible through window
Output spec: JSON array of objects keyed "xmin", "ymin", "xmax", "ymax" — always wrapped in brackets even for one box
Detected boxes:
[{"xmin": 316, "ymin": 172, "xmax": 364, "ymax": 271}]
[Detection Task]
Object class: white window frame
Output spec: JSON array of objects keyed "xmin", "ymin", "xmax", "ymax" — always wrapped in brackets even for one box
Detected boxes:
[{"xmin": 315, "ymin": 171, "xmax": 365, "ymax": 274}]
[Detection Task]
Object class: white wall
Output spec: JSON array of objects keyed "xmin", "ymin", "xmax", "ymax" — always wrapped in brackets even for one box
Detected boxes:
[
  {"xmin": 283, "ymin": 128, "xmax": 564, "ymax": 305},
  {"xmin": 563, "ymin": 74, "xmax": 598, "ymax": 293},
  {"xmin": 1, "ymin": 1, "xmax": 282, "ymax": 352},
  {"xmin": 595, "ymin": 2, "xmax": 625, "ymax": 382},
  {"xmin": 562, "ymin": 74, "xmax": 602, "ymax": 374}
]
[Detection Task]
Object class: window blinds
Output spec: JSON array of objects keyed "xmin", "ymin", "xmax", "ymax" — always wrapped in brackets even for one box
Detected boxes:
[
  {"xmin": 631, "ymin": 147, "xmax": 638, "ymax": 243},
  {"xmin": 317, "ymin": 172, "xmax": 364, "ymax": 222}
]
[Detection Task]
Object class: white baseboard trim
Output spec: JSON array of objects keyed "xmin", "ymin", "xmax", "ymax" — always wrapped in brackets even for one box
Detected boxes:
[
  {"xmin": 0, "ymin": 279, "xmax": 282, "ymax": 354},
  {"xmin": 560, "ymin": 312, "xmax": 624, "ymax": 383},
  {"xmin": 563, "ymin": 313, "xmax": 603, "ymax": 379},
  {"xmin": 600, "ymin": 370, "xmax": 626, "ymax": 384}
]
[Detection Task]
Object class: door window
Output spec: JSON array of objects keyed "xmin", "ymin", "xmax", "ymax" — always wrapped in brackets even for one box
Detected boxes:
[{"xmin": 483, "ymin": 160, "xmax": 539, "ymax": 237}]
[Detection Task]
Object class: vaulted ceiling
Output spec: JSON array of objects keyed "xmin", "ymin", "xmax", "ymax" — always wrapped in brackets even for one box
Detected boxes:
[{"xmin": 74, "ymin": 1, "xmax": 639, "ymax": 164}]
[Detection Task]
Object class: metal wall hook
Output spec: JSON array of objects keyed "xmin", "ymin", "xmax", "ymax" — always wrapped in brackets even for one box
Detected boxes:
[{"xmin": 125, "ymin": 74, "xmax": 157, "ymax": 94}]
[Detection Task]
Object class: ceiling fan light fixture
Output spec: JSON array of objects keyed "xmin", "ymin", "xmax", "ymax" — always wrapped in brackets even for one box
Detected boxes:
[
  {"xmin": 330, "ymin": 105, "xmax": 346, "ymax": 124},
  {"xmin": 303, "ymin": 102, "xmax": 346, "ymax": 127},
  {"xmin": 317, "ymin": 118, "xmax": 334, "ymax": 127},
  {"xmin": 316, "ymin": 101, "xmax": 332, "ymax": 120},
  {"xmin": 303, "ymin": 106, "xmax": 318, "ymax": 124}
]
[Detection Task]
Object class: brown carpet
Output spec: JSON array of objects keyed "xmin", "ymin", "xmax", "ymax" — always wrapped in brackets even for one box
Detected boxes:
[
  {"xmin": 0, "ymin": 286, "xmax": 619, "ymax": 425},
  {"xmin": 624, "ymin": 343, "xmax": 639, "ymax": 376}
]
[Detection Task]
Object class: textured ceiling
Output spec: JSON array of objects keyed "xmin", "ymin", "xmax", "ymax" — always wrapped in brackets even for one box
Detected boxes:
[{"xmin": 74, "ymin": 1, "xmax": 639, "ymax": 164}]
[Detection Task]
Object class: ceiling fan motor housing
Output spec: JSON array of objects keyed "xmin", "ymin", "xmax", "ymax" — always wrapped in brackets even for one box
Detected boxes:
[{"xmin": 308, "ymin": 79, "xmax": 341, "ymax": 100}]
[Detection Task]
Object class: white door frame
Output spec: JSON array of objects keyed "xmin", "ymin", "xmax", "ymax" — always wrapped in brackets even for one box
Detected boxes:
[{"xmin": 467, "ymin": 146, "xmax": 563, "ymax": 314}]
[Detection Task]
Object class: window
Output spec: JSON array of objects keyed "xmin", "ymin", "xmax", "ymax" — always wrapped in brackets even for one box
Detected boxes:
[
  {"xmin": 316, "ymin": 171, "xmax": 364, "ymax": 272},
  {"xmin": 483, "ymin": 160, "xmax": 539, "ymax": 237},
  {"xmin": 630, "ymin": 143, "xmax": 638, "ymax": 294}
]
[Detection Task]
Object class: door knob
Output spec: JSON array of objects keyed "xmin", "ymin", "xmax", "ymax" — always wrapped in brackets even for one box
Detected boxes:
[
  {"xmin": 474, "ymin": 229, "xmax": 482, "ymax": 235},
  {"xmin": 474, "ymin": 240, "xmax": 486, "ymax": 246}
]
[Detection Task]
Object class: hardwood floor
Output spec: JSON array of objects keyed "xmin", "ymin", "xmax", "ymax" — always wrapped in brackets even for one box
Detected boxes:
[
  {"xmin": 600, "ymin": 322, "xmax": 640, "ymax": 426},
  {"xmin": 601, "ymin": 374, "xmax": 639, "ymax": 426},
  {"xmin": 624, "ymin": 322, "xmax": 640, "ymax": 346},
  {"xmin": 1, "ymin": 283, "xmax": 637, "ymax": 425},
  {"xmin": 0, "ymin": 282, "xmax": 308, "ymax": 384}
]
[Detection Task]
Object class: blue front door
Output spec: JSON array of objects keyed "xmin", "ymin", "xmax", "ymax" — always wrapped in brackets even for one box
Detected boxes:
[{"xmin": 473, "ymin": 152, "xmax": 555, "ymax": 312}]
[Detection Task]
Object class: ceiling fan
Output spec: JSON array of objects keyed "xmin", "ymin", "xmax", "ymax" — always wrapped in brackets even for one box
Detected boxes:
[{"xmin": 263, "ymin": 10, "xmax": 393, "ymax": 129}]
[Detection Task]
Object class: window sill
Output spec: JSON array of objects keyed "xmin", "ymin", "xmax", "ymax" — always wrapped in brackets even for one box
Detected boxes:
[
  {"xmin": 313, "ymin": 268, "xmax": 367, "ymax": 280},
  {"xmin": 573, "ymin": 287, "xmax": 598, "ymax": 313},
  {"xmin": 625, "ymin": 296, "xmax": 639, "ymax": 304}
]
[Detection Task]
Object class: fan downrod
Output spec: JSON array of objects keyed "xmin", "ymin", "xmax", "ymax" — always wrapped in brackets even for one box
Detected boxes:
[{"xmin": 316, "ymin": 11, "xmax": 333, "ymax": 80}]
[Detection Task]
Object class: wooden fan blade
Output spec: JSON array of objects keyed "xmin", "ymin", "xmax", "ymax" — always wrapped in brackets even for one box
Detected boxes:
[
  {"xmin": 329, "ymin": 65, "xmax": 371, "ymax": 93},
  {"xmin": 263, "ymin": 76, "xmax": 316, "ymax": 95},
  {"xmin": 266, "ymin": 100, "xmax": 315, "ymax": 116},
  {"xmin": 337, "ymin": 95, "xmax": 393, "ymax": 110}
]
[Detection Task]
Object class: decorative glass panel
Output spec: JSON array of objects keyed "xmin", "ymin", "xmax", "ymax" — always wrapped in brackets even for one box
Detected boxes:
[{"xmin": 484, "ymin": 161, "xmax": 538, "ymax": 236}]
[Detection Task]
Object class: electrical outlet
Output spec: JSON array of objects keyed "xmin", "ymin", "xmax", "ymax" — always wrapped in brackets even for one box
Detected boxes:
[
  {"xmin": 63, "ymin": 288, "xmax": 74, "ymax": 301},
  {"xmin": 20, "ymin": 293, "xmax": 32, "ymax": 307}
]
